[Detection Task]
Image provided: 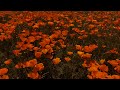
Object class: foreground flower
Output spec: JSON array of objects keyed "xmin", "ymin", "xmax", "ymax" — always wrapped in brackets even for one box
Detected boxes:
[
  {"xmin": 0, "ymin": 68, "xmax": 8, "ymax": 75},
  {"xmin": 64, "ymin": 57, "xmax": 71, "ymax": 62},
  {"xmin": 4, "ymin": 59, "xmax": 12, "ymax": 65},
  {"xmin": 52, "ymin": 58, "xmax": 61, "ymax": 64}
]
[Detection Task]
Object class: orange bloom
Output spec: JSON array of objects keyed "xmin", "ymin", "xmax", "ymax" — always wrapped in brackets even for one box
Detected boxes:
[
  {"xmin": 88, "ymin": 66, "xmax": 98, "ymax": 72},
  {"xmin": 44, "ymin": 38, "xmax": 51, "ymax": 45},
  {"xmin": 114, "ymin": 66, "xmax": 120, "ymax": 73},
  {"xmin": 42, "ymin": 49, "xmax": 48, "ymax": 54},
  {"xmin": 62, "ymin": 30, "xmax": 68, "ymax": 36},
  {"xmin": 31, "ymin": 31, "xmax": 38, "ymax": 36},
  {"xmin": 53, "ymin": 58, "xmax": 61, "ymax": 64},
  {"xmin": 35, "ymin": 51, "xmax": 42, "ymax": 58},
  {"xmin": 34, "ymin": 63, "xmax": 44, "ymax": 71},
  {"xmin": 45, "ymin": 45, "xmax": 51, "ymax": 50},
  {"xmin": 111, "ymin": 75, "xmax": 120, "ymax": 79},
  {"xmin": 75, "ymin": 45, "xmax": 83, "ymax": 51},
  {"xmin": 25, "ymin": 59, "xmax": 37, "ymax": 67},
  {"xmin": 67, "ymin": 51, "xmax": 73, "ymax": 55},
  {"xmin": 12, "ymin": 50, "xmax": 21, "ymax": 56},
  {"xmin": 4, "ymin": 59, "xmax": 12, "ymax": 65},
  {"xmin": 100, "ymin": 59, "xmax": 105, "ymax": 64},
  {"xmin": 77, "ymin": 51, "xmax": 84, "ymax": 56},
  {"xmin": 87, "ymin": 75, "xmax": 93, "ymax": 79},
  {"xmin": 81, "ymin": 53, "xmax": 92, "ymax": 59},
  {"xmin": 48, "ymin": 22, "xmax": 54, "ymax": 26},
  {"xmin": 0, "ymin": 68, "xmax": 8, "ymax": 75},
  {"xmin": 0, "ymin": 75, "xmax": 9, "ymax": 79},
  {"xmin": 28, "ymin": 36, "xmax": 36, "ymax": 43},
  {"xmin": 33, "ymin": 47, "xmax": 39, "ymax": 51},
  {"xmin": 99, "ymin": 65, "xmax": 108, "ymax": 72},
  {"xmin": 15, "ymin": 63, "xmax": 23, "ymax": 69},
  {"xmin": 39, "ymin": 41, "xmax": 47, "ymax": 48},
  {"xmin": 107, "ymin": 60, "xmax": 118, "ymax": 67},
  {"xmin": 64, "ymin": 57, "xmax": 71, "ymax": 62},
  {"xmin": 27, "ymin": 72, "xmax": 39, "ymax": 79}
]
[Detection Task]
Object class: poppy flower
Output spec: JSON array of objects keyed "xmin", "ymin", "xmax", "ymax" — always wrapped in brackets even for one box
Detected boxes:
[
  {"xmin": 87, "ymin": 75, "xmax": 93, "ymax": 79},
  {"xmin": 99, "ymin": 65, "xmax": 108, "ymax": 72},
  {"xmin": 25, "ymin": 59, "xmax": 37, "ymax": 67},
  {"xmin": 15, "ymin": 63, "xmax": 23, "ymax": 69},
  {"xmin": 100, "ymin": 59, "xmax": 105, "ymax": 64},
  {"xmin": 4, "ymin": 59, "xmax": 12, "ymax": 65},
  {"xmin": 114, "ymin": 66, "xmax": 120, "ymax": 73},
  {"xmin": 62, "ymin": 30, "xmax": 68, "ymax": 36},
  {"xmin": 42, "ymin": 49, "xmax": 48, "ymax": 54},
  {"xmin": 0, "ymin": 75, "xmax": 9, "ymax": 79},
  {"xmin": 27, "ymin": 72, "xmax": 39, "ymax": 79},
  {"xmin": 67, "ymin": 51, "xmax": 73, "ymax": 55},
  {"xmin": 39, "ymin": 42, "xmax": 47, "ymax": 48},
  {"xmin": 28, "ymin": 36, "xmax": 36, "ymax": 43},
  {"xmin": 77, "ymin": 51, "xmax": 84, "ymax": 56},
  {"xmin": 75, "ymin": 45, "xmax": 82, "ymax": 51},
  {"xmin": 34, "ymin": 63, "xmax": 44, "ymax": 71},
  {"xmin": 107, "ymin": 60, "xmax": 118, "ymax": 67},
  {"xmin": 52, "ymin": 58, "xmax": 61, "ymax": 64},
  {"xmin": 81, "ymin": 53, "xmax": 92, "ymax": 59},
  {"xmin": 0, "ymin": 68, "xmax": 8, "ymax": 75},
  {"xmin": 64, "ymin": 57, "xmax": 71, "ymax": 62},
  {"xmin": 12, "ymin": 50, "xmax": 21, "ymax": 56},
  {"xmin": 48, "ymin": 21, "xmax": 54, "ymax": 26},
  {"xmin": 35, "ymin": 51, "xmax": 42, "ymax": 58},
  {"xmin": 33, "ymin": 47, "xmax": 39, "ymax": 51},
  {"xmin": 88, "ymin": 66, "xmax": 98, "ymax": 72}
]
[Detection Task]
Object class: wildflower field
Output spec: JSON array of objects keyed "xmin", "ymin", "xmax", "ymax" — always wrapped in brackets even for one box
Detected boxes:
[{"xmin": 0, "ymin": 11, "xmax": 120, "ymax": 79}]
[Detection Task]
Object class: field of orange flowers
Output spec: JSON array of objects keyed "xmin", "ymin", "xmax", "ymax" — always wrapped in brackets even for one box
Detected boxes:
[{"xmin": 0, "ymin": 11, "xmax": 120, "ymax": 79}]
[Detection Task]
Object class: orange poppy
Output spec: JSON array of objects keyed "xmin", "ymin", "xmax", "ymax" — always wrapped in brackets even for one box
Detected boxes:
[
  {"xmin": 45, "ymin": 45, "xmax": 51, "ymax": 50},
  {"xmin": 0, "ymin": 75, "xmax": 9, "ymax": 79},
  {"xmin": 107, "ymin": 60, "xmax": 118, "ymax": 67},
  {"xmin": 12, "ymin": 50, "xmax": 21, "ymax": 56},
  {"xmin": 48, "ymin": 21, "xmax": 54, "ymax": 26},
  {"xmin": 25, "ymin": 59, "xmax": 37, "ymax": 67},
  {"xmin": 15, "ymin": 63, "xmax": 23, "ymax": 69},
  {"xmin": 62, "ymin": 30, "xmax": 68, "ymax": 36},
  {"xmin": 27, "ymin": 72, "xmax": 39, "ymax": 79},
  {"xmin": 94, "ymin": 71, "xmax": 108, "ymax": 79},
  {"xmin": 64, "ymin": 57, "xmax": 71, "ymax": 62},
  {"xmin": 75, "ymin": 45, "xmax": 82, "ymax": 51},
  {"xmin": 81, "ymin": 53, "xmax": 92, "ymax": 59},
  {"xmin": 39, "ymin": 41, "xmax": 47, "ymax": 48},
  {"xmin": 114, "ymin": 66, "xmax": 120, "ymax": 73},
  {"xmin": 87, "ymin": 75, "xmax": 93, "ymax": 79},
  {"xmin": 35, "ymin": 35, "xmax": 41, "ymax": 40},
  {"xmin": 35, "ymin": 51, "xmax": 42, "ymax": 58},
  {"xmin": 88, "ymin": 66, "xmax": 98, "ymax": 72},
  {"xmin": 99, "ymin": 65, "xmax": 108, "ymax": 72},
  {"xmin": 111, "ymin": 75, "xmax": 120, "ymax": 79},
  {"xmin": 0, "ymin": 68, "xmax": 8, "ymax": 75},
  {"xmin": 31, "ymin": 31, "xmax": 38, "ymax": 36},
  {"xmin": 100, "ymin": 59, "xmax": 105, "ymax": 64},
  {"xmin": 67, "ymin": 51, "xmax": 73, "ymax": 55},
  {"xmin": 42, "ymin": 49, "xmax": 48, "ymax": 54},
  {"xmin": 77, "ymin": 51, "xmax": 84, "ymax": 57},
  {"xmin": 34, "ymin": 63, "xmax": 44, "ymax": 71},
  {"xmin": 33, "ymin": 47, "xmax": 39, "ymax": 51},
  {"xmin": 52, "ymin": 58, "xmax": 61, "ymax": 65},
  {"xmin": 28, "ymin": 36, "xmax": 36, "ymax": 43},
  {"xmin": 4, "ymin": 59, "xmax": 12, "ymax": 65}
]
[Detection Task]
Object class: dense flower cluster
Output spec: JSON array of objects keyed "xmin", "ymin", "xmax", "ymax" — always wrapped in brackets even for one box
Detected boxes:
[{"xmin": 0, "ymin": 11, "xmax": 120, "ymax": 79}]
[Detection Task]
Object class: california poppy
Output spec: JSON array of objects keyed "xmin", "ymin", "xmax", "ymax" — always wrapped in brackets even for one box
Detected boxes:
[
  {"xmin": 52, "ymin": 58, "xmax": 61, "ymax": 65},
  {"xmin": 35, "ymin": 51, "xmax": 42, "ymax": 58},
  {"xmin": 0, "ymin": 68, "xmax": 8, "ymax": 75},
  {"xmin": 27, "ymin": 72, "xmax": 39, "ymax": 79},
  {"xmin": 64, "ymin": 57, "xmax": 71, "ymax": 62},
  {"xmin": 4, "ymin": 59, "xmax": 12, "ymax": 65},
  {"xmin": 25, "ymin": 59, "xmax": 37, "ymax": 67},
  {"xmin": 67, "ymin": 51, "xmax": 73, "ymax": 56},
  {"xmin": 34, "ymin": 63, "xmax": 44, "ymax": 71},
  {"xmin": 99, "ymin": 65, "xmax": 108, "ymax": 72}
]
